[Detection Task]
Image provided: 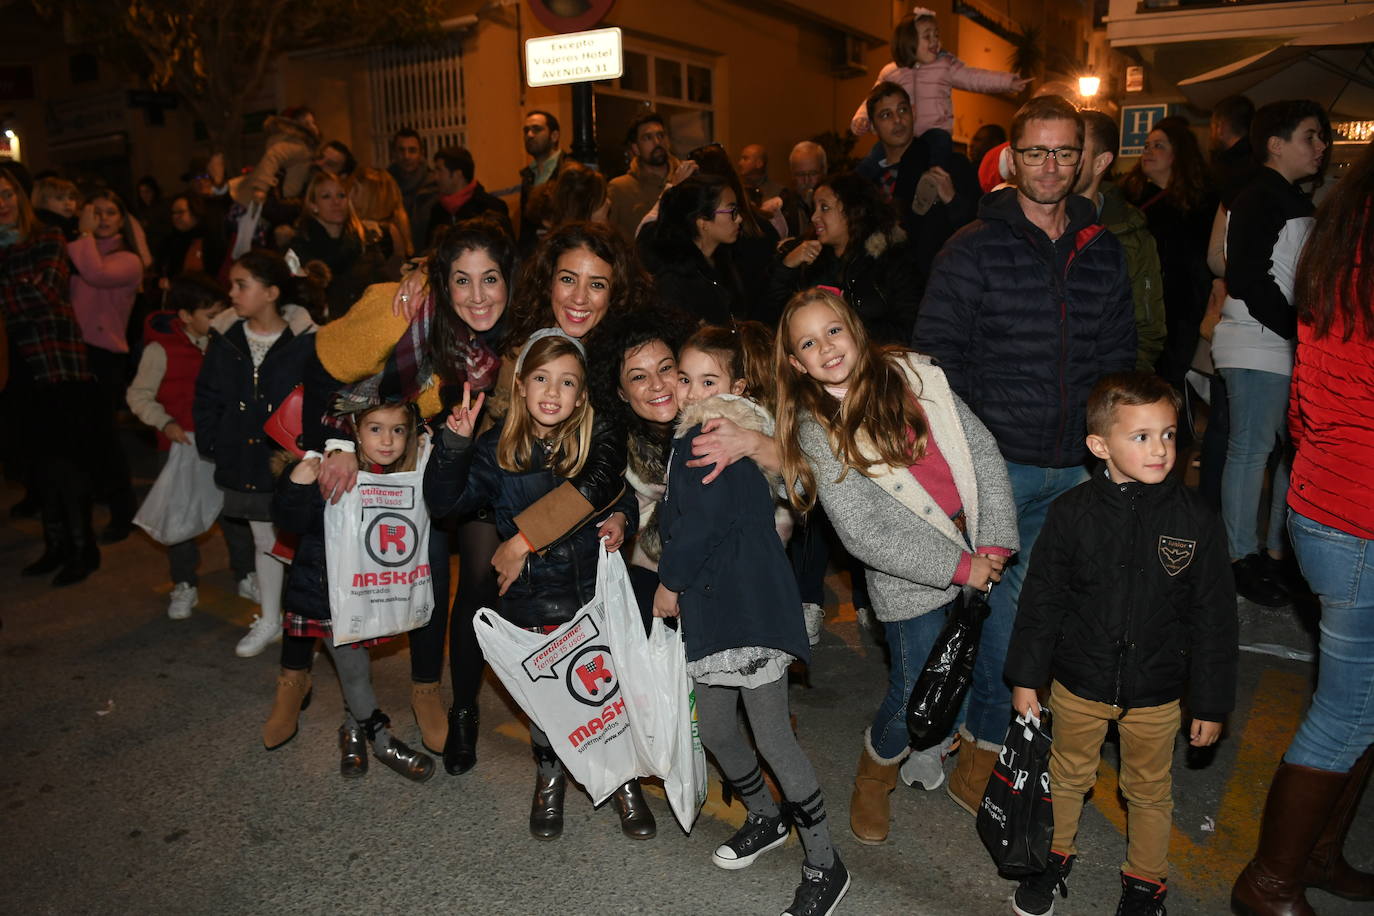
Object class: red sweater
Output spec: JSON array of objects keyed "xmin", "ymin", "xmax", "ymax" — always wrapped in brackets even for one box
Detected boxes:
[{"xmin": 1288, "ymin": 308, "xmax": 1374, "ymax": 538}]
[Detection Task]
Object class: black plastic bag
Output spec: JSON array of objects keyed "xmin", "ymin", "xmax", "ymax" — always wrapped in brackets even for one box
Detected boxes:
[
  {"xmin": 976, "ymin": 710, "xmax": 1055, "ymax": 877},
  {"xmin": 905, "ymin": 589, "xmax": 990, "ymax": 750}
]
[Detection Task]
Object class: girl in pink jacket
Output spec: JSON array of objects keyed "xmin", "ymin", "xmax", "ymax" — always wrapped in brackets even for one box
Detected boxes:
[{"xmin": 851, "ymin": 7, "xmax": 1027, "ymax": 161}]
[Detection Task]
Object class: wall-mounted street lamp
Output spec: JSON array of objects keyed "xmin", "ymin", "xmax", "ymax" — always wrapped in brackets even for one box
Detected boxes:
[{"xmin": 1078, "ymin": 75, "xmax": 1101, "ymax": 98}]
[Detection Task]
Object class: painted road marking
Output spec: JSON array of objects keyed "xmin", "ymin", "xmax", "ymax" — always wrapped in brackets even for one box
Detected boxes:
[{"xmin": 1088, "ymin": 668, "xmax": 1308, "ymax": 902}]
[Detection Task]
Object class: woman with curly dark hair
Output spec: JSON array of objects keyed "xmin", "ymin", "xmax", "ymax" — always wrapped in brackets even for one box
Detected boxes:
[
  {"xmin": 503, "ymin": 220, "xmax": 650, "ymax": 364},
  {"xmin": 1122, "ymin": 116, "xmax": 1218, "ymax": 392},
  {"xmin": 767, "ymin": 171, "xmax": 918, "ymax": 342}
]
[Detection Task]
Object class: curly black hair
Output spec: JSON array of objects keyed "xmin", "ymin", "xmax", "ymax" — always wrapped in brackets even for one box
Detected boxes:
[
  {"xmin": 587, "ymin": 306, "xmax": 698, "ymax": 430},
  {"xmin": 503, "ymin": 220, "xmax": 652, "ymax": 353}
]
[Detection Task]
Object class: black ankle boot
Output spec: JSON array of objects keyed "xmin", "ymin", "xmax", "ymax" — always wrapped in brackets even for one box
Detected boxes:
[
  {"xmin": 530, "ymin": 744, "xmax": 566, "ymax": 840},
  {"xmin": 53, "ymin": 525, "xmax": 99, "ymax": 587},
  {"xmin": 612, "ymin": 779, "xmax": 657, "ymax": 840},
  {"xmin": 23, "ymin": 507, "xmax": 68, "ymax": 576},
  {"xmin": 444, "ymin": 706, "xmax": 479, "ymax": 775},
  {"xmin": 1233, "ymin": 554, "xmax": 1287, "ymax": 607}
]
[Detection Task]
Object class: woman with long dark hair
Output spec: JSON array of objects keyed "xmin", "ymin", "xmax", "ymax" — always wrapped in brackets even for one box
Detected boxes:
[
  {"xmin": 303, "ymin": 218, "xmax": 514, "ymax": 772},
  {"xmin": 1122, "ymin": 116, "xmax": 1218, "ymax": 392},
  {"xmin": 639, "ymin": 173, "xmax": 745, "ymax": 325},
  {"xmin": 769, "ymin": 171, "xmax": 919, "ymax": 343},
  {"xmin": 1231, "ymin": 140, "xmax": 1374, "ymax": 916}
]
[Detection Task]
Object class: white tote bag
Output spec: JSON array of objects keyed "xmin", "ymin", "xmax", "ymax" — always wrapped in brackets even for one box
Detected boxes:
[
  {"xmin": 133, "ymin": 435, "xmax": 223, "ymax": 545},
  {"xmin": 324, "ymin": 442, "xmax": 435, "ymax": 645}
]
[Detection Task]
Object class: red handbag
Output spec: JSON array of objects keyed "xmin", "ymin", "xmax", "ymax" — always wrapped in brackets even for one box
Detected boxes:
[{"xmin": 264, "ymin": 384, "xmax": 306, "ymax": 458}]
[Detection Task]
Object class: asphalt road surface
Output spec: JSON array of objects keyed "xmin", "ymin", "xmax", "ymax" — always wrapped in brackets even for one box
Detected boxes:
[{"xmin": 2, "ymin": 477, "xmax": 1370, "ymax": 915}]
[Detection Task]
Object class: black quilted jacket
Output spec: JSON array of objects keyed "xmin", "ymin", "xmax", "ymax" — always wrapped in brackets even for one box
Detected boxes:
[
  {"xmin": 913, "ymin": 189, "xmax": 1137, "ymax": 468},
  {"xmin": 1005, "ymin": 471, "xmax": 1238, "ymax": 720}
]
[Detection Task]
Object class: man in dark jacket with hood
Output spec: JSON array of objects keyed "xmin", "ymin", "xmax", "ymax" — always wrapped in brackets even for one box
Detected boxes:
[{"xmin": 912, "ymin": 94, "xmax": 1136, "ymax": 816}]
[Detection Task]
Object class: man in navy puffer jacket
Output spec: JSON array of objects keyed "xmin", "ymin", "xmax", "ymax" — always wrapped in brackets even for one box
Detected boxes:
[{"xmin": 912, "ymin": 95, "xmax": 1136, "ymax": 815}]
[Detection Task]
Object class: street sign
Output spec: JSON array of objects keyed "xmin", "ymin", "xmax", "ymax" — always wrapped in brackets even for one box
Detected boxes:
[
  {"xmin": 525, "ymin": 27, "xmax": 623, "ymax": 88},
  {"xmin": 1120, "ymin": 104, "xmax": 1169, "ymax": 156}
]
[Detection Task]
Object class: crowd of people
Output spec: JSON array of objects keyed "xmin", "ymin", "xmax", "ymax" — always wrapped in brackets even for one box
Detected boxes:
[{"xmin": 3, "ymin": 7, "xmax": 1373, "ymax": 916}]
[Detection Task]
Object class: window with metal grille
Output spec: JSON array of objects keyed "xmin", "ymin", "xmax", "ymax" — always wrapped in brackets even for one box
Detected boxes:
[{"xmin": 367, "ymin": 40, "xmax": 468, "ymax": 165}]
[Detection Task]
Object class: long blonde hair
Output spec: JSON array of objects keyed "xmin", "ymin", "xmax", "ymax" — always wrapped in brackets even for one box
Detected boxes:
[
  {"xmin": 497, "ymin": 335, "xmax": 594, "ymax": 477},
  {"xmin": 302, "ymin": 170, "xmax": 365, "ymax": 242},
  {"xmin": 774, "ymin": 288, "xmax": 928, "ymax": 512}
]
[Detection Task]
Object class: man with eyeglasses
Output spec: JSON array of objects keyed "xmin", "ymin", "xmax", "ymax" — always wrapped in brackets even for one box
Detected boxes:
[
  {"xmin": 771, "ymin": 140, "xmax": 827, "ymax": 239},
  {"xmin": 913, "ymin": 94, "xmax": 1136, "ymax": 821},
  {"xmin": 607, "ymin": 111, "xmax": 680, "ymax": 242}
]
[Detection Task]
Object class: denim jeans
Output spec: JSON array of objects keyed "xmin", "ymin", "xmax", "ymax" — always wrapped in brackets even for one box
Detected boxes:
[
  {"xmin": 870, "ymin": 605, "xmax": 951, "ymax": 759},
  {"xmin": 1284, "ymin": 510, "xmax": 1374, "ymax": 773},
  {"xmin": 1219, "ymin": 367, "xmax": 1291, "ymax": 559},
  {"xmin": 967, "ymin": 461, "xmax": 1088, "ymax": 746}
]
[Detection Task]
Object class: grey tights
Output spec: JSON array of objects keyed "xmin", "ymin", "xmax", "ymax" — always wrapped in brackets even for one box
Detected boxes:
[
  {"xmin": 322, "ymin": 640, "xmax": 392, "ymax": 749},
  {"xmin": 694, "ymin": 676, "xmax": 834, "ymax": 868}
]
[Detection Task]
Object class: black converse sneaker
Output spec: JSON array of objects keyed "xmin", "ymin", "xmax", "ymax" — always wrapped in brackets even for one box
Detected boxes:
[
  {"xmin": 782, "ymin": 857, "xmax": 851, "ymax": 916},
  {"xmin": 1012, "ymin": 851, "xmax": 1074, "ymax": 916},
  {"xmin": 712, "ymin": 811, "xmax": 790, "ymax": 870}
]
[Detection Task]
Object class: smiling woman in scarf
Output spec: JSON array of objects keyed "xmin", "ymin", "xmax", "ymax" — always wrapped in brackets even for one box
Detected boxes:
[{"xmin": 292, "ymin": 216, "xmax": 513, "ymax": 774}]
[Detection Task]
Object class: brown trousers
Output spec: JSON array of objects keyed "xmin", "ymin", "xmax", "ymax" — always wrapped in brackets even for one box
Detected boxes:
[{"xmin": 1048, "ymin": 680, "xmax": 1181, "ymax": 880}]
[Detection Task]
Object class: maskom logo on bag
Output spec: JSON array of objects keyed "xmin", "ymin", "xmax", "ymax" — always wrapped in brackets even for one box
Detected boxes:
[
  {"xmin": 364, "ymin": 512, "xmax": 420, "ymax": 567},
  {"xmin": 1158, "ymin": 535, "xmax": 1196, "ymax": 577},
  {"xmin": 566, "ymin": 645, "xmax": 619, "ymax": 706}
]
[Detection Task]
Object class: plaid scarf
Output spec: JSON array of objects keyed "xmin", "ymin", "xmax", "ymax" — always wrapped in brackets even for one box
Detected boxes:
[{"xmin": 328, "ymin": 290, "xmax": 501, "ymax": 425}]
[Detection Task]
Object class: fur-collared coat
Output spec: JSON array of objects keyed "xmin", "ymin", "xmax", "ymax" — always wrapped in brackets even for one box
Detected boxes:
[
  {"xmin": 797, "ymin": 353, "xmax": 1018, "ymax": 622},
  {"xmin": 658, "ymin": 395, "xmax": 810, "ymax": 666},
  {"xmin": 770, "ymin": 224, "xmax": 920, "ymax": 345}
]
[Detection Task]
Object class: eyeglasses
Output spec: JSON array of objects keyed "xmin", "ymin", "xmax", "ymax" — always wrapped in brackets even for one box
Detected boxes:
[
  {"xmin": 1012, "ymin": 146, "xmax": 1083, "ymax": 166},
  {"xmin": 714, "ymin": 205, "xmax": 739, "ymax": 218}
]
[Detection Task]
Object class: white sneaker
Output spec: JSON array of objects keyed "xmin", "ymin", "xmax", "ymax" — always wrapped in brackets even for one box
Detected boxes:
[
  {"xmin": 237, "ymin": 572, "xmax": 260, "ymax": 603},
  {"xmin": 167, "ymin": 583, "xmax": 198, "ymax": 620},
  {"xmin": 235, "ymin": 612, "xmax": 282, "ymax": 657},
  {"xmin": 802, "ymin": 603, "xmax": 825, "ymax": 646},
  {"xmin": 900, "ymin": 735, "xmax": 957, "ymax": 790}
]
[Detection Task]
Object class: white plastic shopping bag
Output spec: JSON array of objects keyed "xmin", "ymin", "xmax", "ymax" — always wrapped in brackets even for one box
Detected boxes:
[
  {"xmin": 599, "ymin": 544, "xmax": 675, "ymax": 773},
  {"xmin": 598, "ymin": 544, "xmax": 706, "ymax": 832},
  {"xmin": 134, "ymin": 435, "xmax": 223, "ymax": 545},
  {"xmin": 473, "ymin": 546, "xmax": 642, "ymax": 805},
  {"xmin": 324, "ymin": 441, "xmax": 434, "ymax": 645}
]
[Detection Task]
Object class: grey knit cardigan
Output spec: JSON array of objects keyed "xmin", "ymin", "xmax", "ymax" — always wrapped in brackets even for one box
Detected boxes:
[{"xmin": 797, "ymin": 353, "xmax": 1019, "ymax": 622}]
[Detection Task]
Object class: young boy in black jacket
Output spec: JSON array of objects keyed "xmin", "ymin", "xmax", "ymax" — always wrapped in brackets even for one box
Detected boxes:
[{"xmin": 1004, "ymin": 372, "xmax": 1238, "ymax": 916}]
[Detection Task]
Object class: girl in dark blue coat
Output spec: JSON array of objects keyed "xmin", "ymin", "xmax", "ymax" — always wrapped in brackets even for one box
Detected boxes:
[
  {"xmin": 423, "ymin": 329, "xmax": 655, "ymax": 842},
  {"xmin": 194, "ymin": 249, "xmax": 316, "ymax": 659},
  {"xmin": 655, "ymin": 325, "xmax": 849, "ymax": 916},
  {"xmin": 262, "ymin": 400, "xmax": 435, "ymax": 783}
]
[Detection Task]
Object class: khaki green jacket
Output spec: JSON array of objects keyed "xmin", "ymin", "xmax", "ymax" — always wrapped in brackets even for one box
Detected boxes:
[{"xmin": 1098, "ymin": 182, "xmax": 1166, "ymax": 372}]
